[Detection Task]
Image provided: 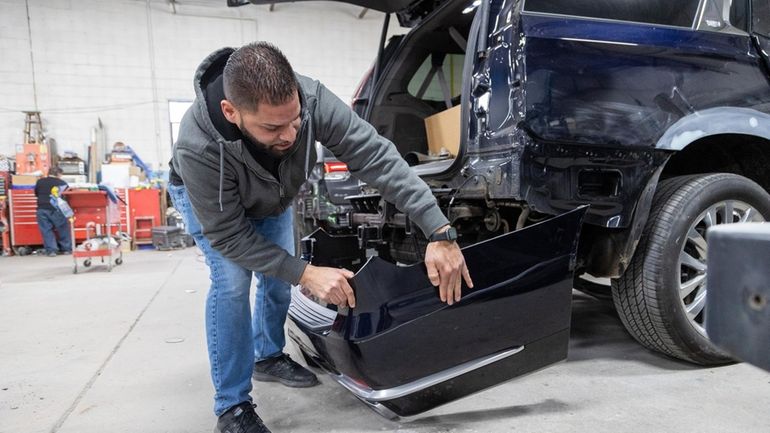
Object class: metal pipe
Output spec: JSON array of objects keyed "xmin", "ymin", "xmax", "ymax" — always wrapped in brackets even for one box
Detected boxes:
[
  {"xmin": 24, "ymin": 0, "xmax": 38, "ymax": 111},
  {"xmin": 146, "ymin": 0, "xmax": 163, "ymax": 173}
]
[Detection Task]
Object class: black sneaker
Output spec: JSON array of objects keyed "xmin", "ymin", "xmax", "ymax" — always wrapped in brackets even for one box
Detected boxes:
[
  {"xmin": 215, "ymin": 402, "xmax": 271, "ymax": 433},
  {"xmin": 253, "ymin": 353, "xmax": 319, "ymax": 388},
  {"xmin": 45, "ymin": 251, "xmax": 57, "ymax": 257}
]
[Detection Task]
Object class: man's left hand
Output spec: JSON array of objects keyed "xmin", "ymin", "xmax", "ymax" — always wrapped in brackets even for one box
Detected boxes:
[{"xmin": 425, "ymin": 226, "xmax": 473, "ymax": 306}]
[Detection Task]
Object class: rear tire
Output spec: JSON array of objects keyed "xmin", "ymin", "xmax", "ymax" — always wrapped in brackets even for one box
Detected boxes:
[{"xmin": 612, "ymin": 173, "xmax": 770, "ymax": 365}]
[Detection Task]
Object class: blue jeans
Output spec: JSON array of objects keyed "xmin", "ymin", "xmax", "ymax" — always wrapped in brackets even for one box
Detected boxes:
[
  {"xmin": 36, "ymin": 208, "xmax": 72, "ymax": 253},
  {"xmin": 167, "ymin": 184, "xmax": 295, "ymax": 416}
]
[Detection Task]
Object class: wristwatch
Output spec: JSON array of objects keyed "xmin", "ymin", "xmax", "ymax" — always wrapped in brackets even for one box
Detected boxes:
[{"xmin": 429, "ymin": 227, "xmax": 458, "ymax": 242}]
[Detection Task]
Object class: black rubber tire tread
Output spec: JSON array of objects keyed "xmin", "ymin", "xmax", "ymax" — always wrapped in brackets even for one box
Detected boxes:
[{"xmin": 612, "ymin": 173, "xmax": 770, "ymax": 365}]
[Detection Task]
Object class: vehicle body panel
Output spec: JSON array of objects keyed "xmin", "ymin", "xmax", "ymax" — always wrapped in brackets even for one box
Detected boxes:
[
  {"xmin": 459, "ymin": 0, "xmax": 770, "ymax": 229},
  {"xmin": 288, "ymin": 207, "xmax": 586, "ymax": 416},
  {"xmin": 656, "ymin": 107, "xmax": 770, "ymax": 150},
  {"xmin": 517, "ymin": 14, "xmax": 769, "ymax": 149}
]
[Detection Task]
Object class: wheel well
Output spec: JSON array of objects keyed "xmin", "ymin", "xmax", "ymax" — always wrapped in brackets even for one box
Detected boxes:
[
  {"xmin": 661, "ymin": 134, "xmax": 770, "ymax": 192},
  {"xmin": 581, "ymin": 134, "xmax": 770, "ymax": 279}
]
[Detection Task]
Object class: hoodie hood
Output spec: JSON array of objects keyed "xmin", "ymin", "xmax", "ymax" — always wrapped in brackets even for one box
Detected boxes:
[
  {"xmin": 192, "ymin": 47, "xmax": 235, "ymax": 145},
  {"xmin": 193, "ymin": 47, "xmax": 235, "ymax": 212}
]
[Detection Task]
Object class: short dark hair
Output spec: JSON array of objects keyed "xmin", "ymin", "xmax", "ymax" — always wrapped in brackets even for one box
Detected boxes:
[
  {"xmin": 49, "ymin": 166, "xmax": 63, "ymax": 176},
  {"xmin": 223, "ymin": 42, "xmax": 298, "ymax": 112}
]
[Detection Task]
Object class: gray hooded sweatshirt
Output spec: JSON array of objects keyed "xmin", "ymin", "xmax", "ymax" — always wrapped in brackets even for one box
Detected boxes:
[{"xmin": 170, "ymin": 47, "xmax": 448, "ymax": 284}]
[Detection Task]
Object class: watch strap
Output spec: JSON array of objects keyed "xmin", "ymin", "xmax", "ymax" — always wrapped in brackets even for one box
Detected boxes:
[{"xmin": 429, "ymin": 227, "xmax": 458, "ymax": 242}]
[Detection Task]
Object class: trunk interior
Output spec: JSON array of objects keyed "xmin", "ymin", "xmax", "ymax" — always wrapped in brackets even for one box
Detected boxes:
[{"xmin": 367, "ymin": 0, "xmax": 473, "ymax": 174}]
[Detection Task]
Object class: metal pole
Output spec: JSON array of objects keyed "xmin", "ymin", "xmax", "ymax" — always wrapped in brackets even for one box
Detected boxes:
[
  {"xmin": 146, "ymin": 0, "xmax": 163, "ymax": 174},
  {"xmin": 24, "ymin": 0, "xmax": 39, "ymax": 111}
]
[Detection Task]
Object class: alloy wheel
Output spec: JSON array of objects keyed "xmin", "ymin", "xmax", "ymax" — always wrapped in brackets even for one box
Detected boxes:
[{"xmin": 678, "ymin": 200, "xmax": 766, "ymax": 335}]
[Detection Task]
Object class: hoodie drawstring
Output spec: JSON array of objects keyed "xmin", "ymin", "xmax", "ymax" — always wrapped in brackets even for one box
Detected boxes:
[
  {"xmin": 304, "ymin": 114, "xmax": 313, "ymax": 179},
  {"xmin": 218, "ymin": 141, "xmax": 224, "ymax": 212}
]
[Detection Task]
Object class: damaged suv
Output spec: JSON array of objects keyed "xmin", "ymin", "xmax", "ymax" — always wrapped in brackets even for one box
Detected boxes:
[{"xmin": 238, "ymin": 0, "xmax": 770, "ymax": 416}]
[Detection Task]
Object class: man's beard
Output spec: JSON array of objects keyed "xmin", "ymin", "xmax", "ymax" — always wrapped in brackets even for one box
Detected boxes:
[{"xmin": 238, "ymin": 121, "xmax": 292, "ymax": 158}]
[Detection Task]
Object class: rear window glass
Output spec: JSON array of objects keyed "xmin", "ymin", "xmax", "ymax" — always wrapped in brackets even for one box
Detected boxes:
[
  {"xmin": 754, "ymin": 0, "xmax": 770, "ymax": 36},
  {"xmin": 731, "ymin": 0, "xmax": 749, "ymax": 31},
  {"xmin": 523, "ymin": 0, "xmax": 701, "ymax": 28},
  {"xmin": 407, "ymin": 53, "xmax": 464, "ymax": 103}
]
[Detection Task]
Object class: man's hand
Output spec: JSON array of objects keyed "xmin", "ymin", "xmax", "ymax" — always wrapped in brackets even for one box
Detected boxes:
[
  {"xmin": 299, "ymin": 264, "xmax": 356, "ymax": 308},
  {"xmin": 425, "ymin": 225, "xmax": 473, "ymax": 306}
]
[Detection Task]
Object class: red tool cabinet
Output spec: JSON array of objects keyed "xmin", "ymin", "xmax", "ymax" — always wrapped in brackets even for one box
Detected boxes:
[
  {"xmin": 127, "ymin": 189, "xmax": 161, "ymax": 246},
  {"xmin": 9, "ymin": 187, "xmax": 162, "ymax": 252},
  {"xmin": 8, "ymin": 189, "xmax": 41, "ymax": 249}
]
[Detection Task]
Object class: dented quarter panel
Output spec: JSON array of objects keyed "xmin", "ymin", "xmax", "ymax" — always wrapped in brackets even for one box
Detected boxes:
[
  {"xmin": 456, "ymin": 1, "xmax": 770, "ymax": 228},
  {"xmin": 518, "ymin": 15, "xmax": 770, "ymax": 148}
]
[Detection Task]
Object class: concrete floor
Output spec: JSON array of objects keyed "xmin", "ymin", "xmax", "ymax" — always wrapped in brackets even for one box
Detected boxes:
[{"xmin": 1, "ymin": 248, "xmax": 769, "ymax": 433}]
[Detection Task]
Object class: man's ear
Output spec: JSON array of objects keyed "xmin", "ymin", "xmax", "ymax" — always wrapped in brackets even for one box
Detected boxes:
[{"xmin": 221, "ymin": 99, "xmax": 239, "ymax": 125}]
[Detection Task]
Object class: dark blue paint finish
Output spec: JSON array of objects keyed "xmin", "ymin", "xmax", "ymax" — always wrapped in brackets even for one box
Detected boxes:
[
  {"xmin": 287, "ymin": 207, "xmax": 586, "ymax": 415},
  {"xmin": 521, "ymin": 14, "xmax": 750, "ymax": 54},
  {"xmin": 517, "ymin": 13, "xmax": 770, "ymax": 149},
  {"xmin": 461, "ymin": 6, "xmax": 770, "ymax": 226}
]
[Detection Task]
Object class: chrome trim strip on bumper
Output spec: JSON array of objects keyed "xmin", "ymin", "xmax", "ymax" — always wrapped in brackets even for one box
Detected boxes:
[{"xmin": 332, "ymin": 346, "xmax": 525, "ymax": 402}]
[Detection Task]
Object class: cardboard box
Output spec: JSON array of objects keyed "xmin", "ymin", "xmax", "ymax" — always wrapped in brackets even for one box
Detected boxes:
[
  {"xmin": 129, "ymin": 166, "xmax": 146, "ymax": 180},
  {"xmin": 424, "ymin": 105, "xmax": 461, "ymax": 157},
  {"xmin": 127, "ymin": 165, "xmax": 145, "ymax": 187},
  {"xmin": 11, "ymin": 174, "xmax": 39, "ymax": 187}
]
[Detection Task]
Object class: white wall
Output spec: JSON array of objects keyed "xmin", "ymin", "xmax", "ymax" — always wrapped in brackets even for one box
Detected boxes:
[{"xmin": 0, "ymin": 0, "xmax": 403, "ymax": 173}]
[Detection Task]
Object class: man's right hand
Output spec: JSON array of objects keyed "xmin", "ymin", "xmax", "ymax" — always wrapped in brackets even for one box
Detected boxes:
[{"xmin": 299, "ymin": 264, "xmax": 356, "ymax": 308}]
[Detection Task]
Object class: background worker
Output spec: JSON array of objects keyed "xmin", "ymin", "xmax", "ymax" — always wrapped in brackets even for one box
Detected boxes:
[
  {"xmin": 34, "ymin": 166, "xmax": 72, "ymax": 257},
  {"xmin": 169, "ymin": 42, "xmax": 472, "ymax": 433}
]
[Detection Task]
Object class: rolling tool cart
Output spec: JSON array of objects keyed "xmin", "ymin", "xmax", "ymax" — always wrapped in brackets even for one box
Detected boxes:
[{"xmin": 63, "ymin": 190, "xmax": 123, "ymax": 274}]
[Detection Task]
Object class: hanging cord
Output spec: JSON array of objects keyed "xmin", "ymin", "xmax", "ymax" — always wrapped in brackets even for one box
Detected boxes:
[
  {"xmin": 411, "ymin": 173, "xmax": 489, "ymax": 262},
  {"xmin": 447, "ymin": 174, "xmax": 489, "ymax": 220}
]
